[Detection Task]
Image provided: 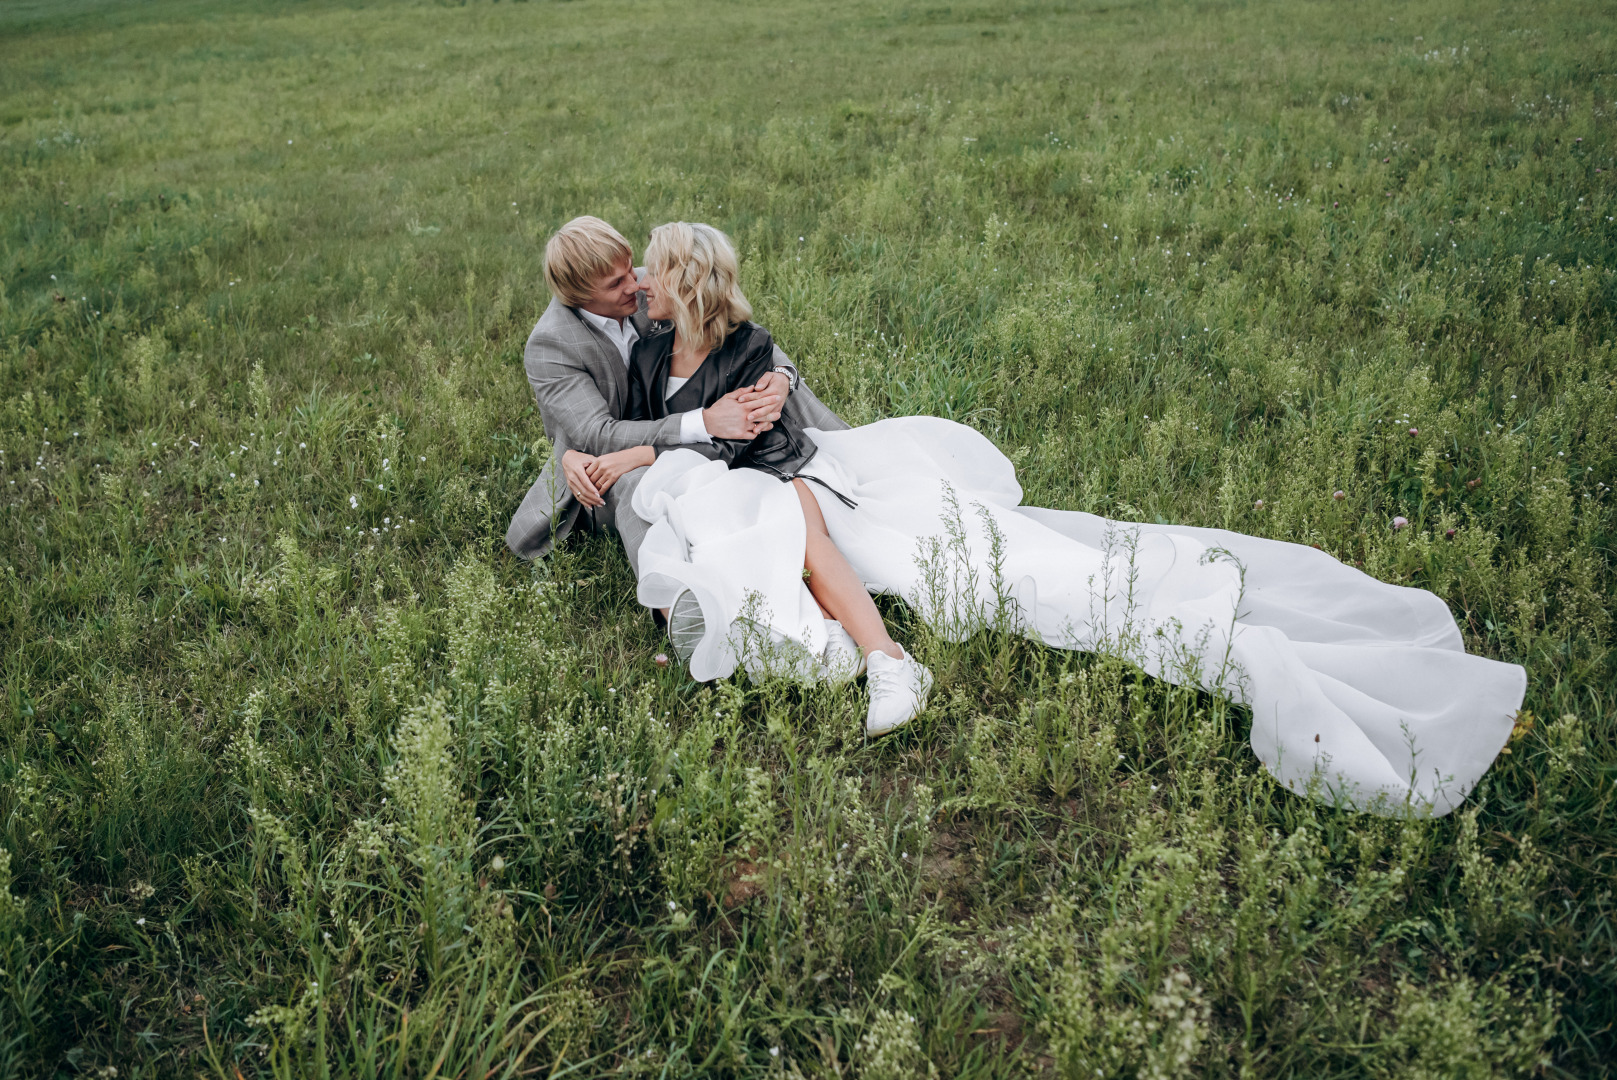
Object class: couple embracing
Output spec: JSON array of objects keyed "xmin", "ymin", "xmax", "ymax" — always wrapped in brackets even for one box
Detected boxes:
[
  {"xmin": 509, "ymin": 215, "xmax": 1528, "ymax": 817},
  {"xmin": 507, "ymin": 215, "xmax": 932, "ymax": 736}
]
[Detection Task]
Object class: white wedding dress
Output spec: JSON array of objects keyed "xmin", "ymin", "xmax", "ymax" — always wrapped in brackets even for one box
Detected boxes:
[{"xmin": 632, "ymin": 417, "xmax": 1526, "ymax": 817}]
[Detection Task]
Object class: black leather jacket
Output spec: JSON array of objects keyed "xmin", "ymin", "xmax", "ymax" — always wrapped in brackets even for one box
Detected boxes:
[{"xmin": 626, "ymin": 322, "xmax": 819, "ymax": 481}]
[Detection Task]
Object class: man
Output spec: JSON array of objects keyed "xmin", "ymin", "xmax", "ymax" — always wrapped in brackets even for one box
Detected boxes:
[{"xmin": 506, "ymin": 215, "xmax": 848, "ymax": 575}]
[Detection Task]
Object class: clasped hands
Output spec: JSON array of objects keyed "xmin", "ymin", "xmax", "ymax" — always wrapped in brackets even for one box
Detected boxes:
[{"xmin": 563, "ymin": 375, "xmax": 787, "ymax": 508}]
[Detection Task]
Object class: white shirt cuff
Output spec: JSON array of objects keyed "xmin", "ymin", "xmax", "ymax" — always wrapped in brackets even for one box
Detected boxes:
[{"xmin": 679, "ymin": 408, "xmax": 712, "ymax": 445}]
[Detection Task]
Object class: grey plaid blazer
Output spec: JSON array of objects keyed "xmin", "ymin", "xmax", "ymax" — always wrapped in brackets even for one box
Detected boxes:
[{"xmin": 505, "ymin": 294, "xmax": 849, "ymax": 561}]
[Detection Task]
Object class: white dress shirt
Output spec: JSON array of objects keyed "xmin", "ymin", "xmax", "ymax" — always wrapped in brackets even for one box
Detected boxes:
[{"xmin": 577, "ymin": 308, "xmax": 711, "ymax": 444}]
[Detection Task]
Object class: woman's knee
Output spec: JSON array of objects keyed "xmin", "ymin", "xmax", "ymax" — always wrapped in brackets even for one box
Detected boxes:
[
  {"xmin": 791, "ymin": 478, "xmax": 830, "ymax": 534},
  {"xmin": 802, "ymin": 527, "xmax": 833, "ymax": 561}
]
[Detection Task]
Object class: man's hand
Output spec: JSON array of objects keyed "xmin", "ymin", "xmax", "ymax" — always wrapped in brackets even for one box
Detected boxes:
[
  {"xmin": 584, "ymin": 446, "xmax": 655, "ymax": 495},
  {"xmin": 561, "ymin": 448, "xmax": 604, "ymax": 509},
  {"xmin": 733, "ymin": 370, "xmax": 789, "ymax": 426},
  {"xmin": 704, "ymin": 386, "xmax": 777, "ymax": 441}
]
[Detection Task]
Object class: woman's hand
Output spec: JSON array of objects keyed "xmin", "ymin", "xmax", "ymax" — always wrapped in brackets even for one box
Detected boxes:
[{"xmin": 584, "ymin": 445, "xmax": 656, "ymax": 495}]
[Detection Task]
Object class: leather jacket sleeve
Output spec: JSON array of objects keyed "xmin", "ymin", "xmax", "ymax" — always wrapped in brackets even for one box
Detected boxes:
[{"xmin": 707, "ymin": 331, "xmax": 779, "ymax": 466}]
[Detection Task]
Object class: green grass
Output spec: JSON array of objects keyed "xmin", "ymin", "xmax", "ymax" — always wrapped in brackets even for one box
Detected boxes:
[{"xmin": 1, "ymin": 0, "xmax": 1614, "ymax": 1075}]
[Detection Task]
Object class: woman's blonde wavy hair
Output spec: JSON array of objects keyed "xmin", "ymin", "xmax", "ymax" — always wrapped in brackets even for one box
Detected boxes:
[{"xmin": 644, "ymin": 222, "xmax": 752, "ymax": 354}]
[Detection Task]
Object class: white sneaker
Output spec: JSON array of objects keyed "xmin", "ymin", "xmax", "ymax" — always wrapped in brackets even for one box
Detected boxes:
[
  {"xmin": 864, "ymin": 647, "xmax": 933, "ymax": 737},
  {"xmin": 667, "ymin": 589, "xmax": 704, "ymax": 664},
  {"xmin": 821, "ymin": 620, "xmax": 866, "ymax": 686}
]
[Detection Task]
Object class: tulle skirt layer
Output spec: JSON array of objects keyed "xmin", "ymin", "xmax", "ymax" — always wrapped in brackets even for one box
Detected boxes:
[{"xmin": 633, "ymin": 417, "xmax": 1525, "ymax": 816}]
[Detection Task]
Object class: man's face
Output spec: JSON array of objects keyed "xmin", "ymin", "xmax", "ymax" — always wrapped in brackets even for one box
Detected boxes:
[{"xmin": 578, "ymin": 257, "xmax": 640, "ymax": 321}]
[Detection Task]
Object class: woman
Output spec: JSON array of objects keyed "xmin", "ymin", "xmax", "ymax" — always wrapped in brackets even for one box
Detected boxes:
[
  {"xmin": 609, "ymin": 222, "xmax": 1526, "ymax": 816},
  {"xmin": 584, "ymin": 221, "xmax": 936, "ymax": 738}
]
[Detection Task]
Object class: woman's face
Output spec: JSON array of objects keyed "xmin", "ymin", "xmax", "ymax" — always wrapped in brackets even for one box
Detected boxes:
[{"xmin": 641, "ymin": 267, "xmax": 674, "ymax": 321}]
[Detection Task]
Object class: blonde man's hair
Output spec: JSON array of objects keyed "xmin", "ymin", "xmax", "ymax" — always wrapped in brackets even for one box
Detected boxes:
[
  {"xmin": 644, "ymin": 222, "xmax": 752, "ymax": 354},
  {"xmin": 543, "ymin": 216, "xmax": 633, "ymax": 308}
]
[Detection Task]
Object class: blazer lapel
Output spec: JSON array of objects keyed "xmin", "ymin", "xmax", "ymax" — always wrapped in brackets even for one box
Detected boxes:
[{"xmin": 569, "ymin": 309, "xmax": 630, "ymax": 414}]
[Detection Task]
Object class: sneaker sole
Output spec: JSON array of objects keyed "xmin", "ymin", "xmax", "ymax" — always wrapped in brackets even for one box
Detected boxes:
[{"xmin": 668, "ymin": 589, "xmax": 705, "ymax": 664}]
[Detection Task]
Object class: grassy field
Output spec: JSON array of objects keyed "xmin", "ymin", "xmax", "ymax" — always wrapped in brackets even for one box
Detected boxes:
[{"xmin": 2, "ymin": 0, "xmax": 1614, "ymax": 1075}]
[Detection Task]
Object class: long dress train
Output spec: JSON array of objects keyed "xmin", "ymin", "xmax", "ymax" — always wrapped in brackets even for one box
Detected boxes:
[{"xmin": 632, "ymin": 417, "xmax": 1526, "ymax": 817}]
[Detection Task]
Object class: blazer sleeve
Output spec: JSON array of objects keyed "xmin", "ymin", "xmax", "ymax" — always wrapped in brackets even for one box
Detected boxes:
[
  {"xmin": 769, "ymin": 340, "xmax": 798, "ymax": 389},
  {"xmin": 525, "ymin": 331, "xmax": 684, "ymax": 454}
]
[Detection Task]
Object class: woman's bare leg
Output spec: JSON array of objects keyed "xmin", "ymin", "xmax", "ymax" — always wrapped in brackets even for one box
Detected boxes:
[{"xmin": 793, "ymin": 480, "xmax": 903, "ymax": 660}]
